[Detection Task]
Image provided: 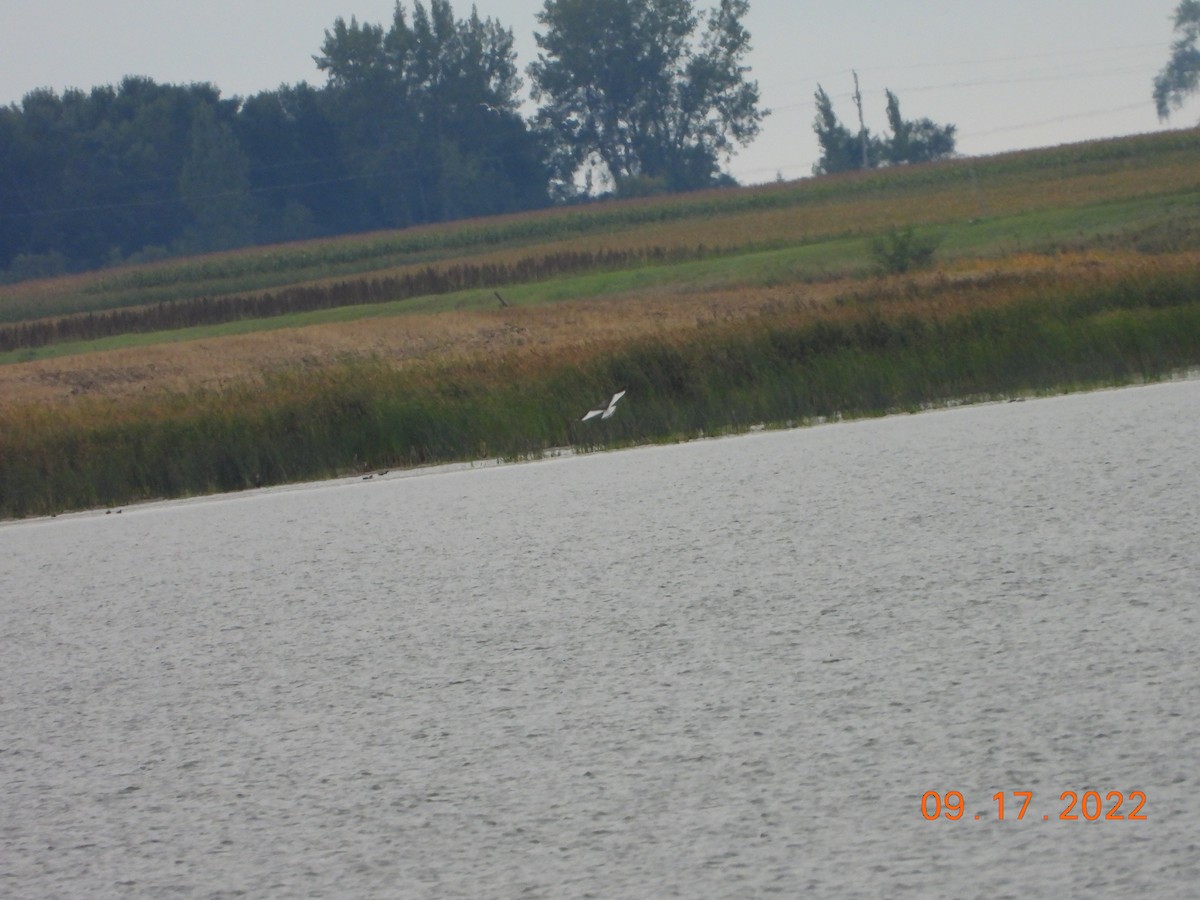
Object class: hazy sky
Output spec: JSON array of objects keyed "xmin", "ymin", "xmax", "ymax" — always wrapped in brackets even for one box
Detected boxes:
[{"xmin": 2, "ymin": 0, "xmax": 1194, "ymax": 183}]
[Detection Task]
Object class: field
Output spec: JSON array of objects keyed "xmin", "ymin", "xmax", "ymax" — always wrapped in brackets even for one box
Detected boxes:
[{"xmin": 3, "ymin": 129, "xmax": 1200, "ymax": 518}]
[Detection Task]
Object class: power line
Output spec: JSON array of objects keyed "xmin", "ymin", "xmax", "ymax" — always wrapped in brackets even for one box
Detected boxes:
[
  {"xmin": 757, "ymin": 42, "xmax": 1166, "ymax": 95},
  {"xmin": 960, "ymin": 102, "xmax": 1152, "ymax": 139},
  {"xmin": 767, "ymin": 63, "xmax": 1160, "ymax": 116},
  {"xmin": 0, "ymin": 139, "xmax": 540, "ymax": 222},
  {"xmin": 728, "ymin": 99, "xmax": 1167, "ymax": 182},
  {"xmin": 0, "ymin": 44, "xmax": 1180, "ymax": 221}
]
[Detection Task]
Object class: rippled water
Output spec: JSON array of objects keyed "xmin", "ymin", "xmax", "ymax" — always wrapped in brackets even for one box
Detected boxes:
[{"xmin": 3, "ymin": 380, "xmax": 1199, "ymax": 898}]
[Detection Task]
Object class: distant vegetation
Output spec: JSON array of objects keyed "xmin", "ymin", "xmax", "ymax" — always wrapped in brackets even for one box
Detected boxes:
[
  {"xmin": 2, "ymin": 130, "xmax": 1200, "ymax": 518},
  {"xmin": 0, "ymin": 246, "xmax": 701, "ymax": 352},
  {"xmin": 1155, "ymin": 0, "xmax": 1200, "ymax": 120},
  {"xmin": 0, "ymin": 0, "xmax": 766, "ymax": 281},
  {"xmin": 812, "ymin": 78, "xmax": 957, "ymax": 176}
]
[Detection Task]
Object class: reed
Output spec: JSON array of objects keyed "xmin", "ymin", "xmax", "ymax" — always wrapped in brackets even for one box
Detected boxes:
[
  {"xmin": 6, "ymin": 130, "xmax": 1200, "ymax": 517},
  {"xmin": 4, "ymin": 259, "xmax": 1199, "ymax": 519}
]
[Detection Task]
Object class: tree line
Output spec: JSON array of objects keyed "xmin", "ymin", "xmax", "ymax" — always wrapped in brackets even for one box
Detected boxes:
[
  {"xmin": 0, "ymin": 0, "xmax": 764, "ymax": 282},
  {"xmin": 4, "ymin": 1, "xmax": 1193, "ymax": 285}
]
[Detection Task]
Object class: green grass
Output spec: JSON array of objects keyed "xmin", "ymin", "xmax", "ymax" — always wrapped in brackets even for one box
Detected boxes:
[
  {"xmin": 5, "ymin": 129, "xmax": 1200, "ymax": 517},
  {"xmin": 5, "ymin": 261, "xmax": 1200, "ymax": 518},
  {"xmin": 0, "ymin": 243, "xmax": 864, "ymax": 364},
  {"xmin": 4, "ymin": 129, "xmax": 1199, "ymax": 327},
  {"xmin": 9, "ymin": 189, "xmax": 1200, "ymax": 366}
]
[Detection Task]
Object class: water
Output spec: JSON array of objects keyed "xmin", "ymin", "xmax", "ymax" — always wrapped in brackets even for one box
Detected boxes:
[{"xmin": 3, "ymin": 380, "xmax": 1198, "ymax": 898}]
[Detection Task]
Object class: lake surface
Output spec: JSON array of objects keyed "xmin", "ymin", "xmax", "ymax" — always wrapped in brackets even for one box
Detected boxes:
[{"xmin": 3, "ymin": 379, "xmax": 1199, "ymax": 898}]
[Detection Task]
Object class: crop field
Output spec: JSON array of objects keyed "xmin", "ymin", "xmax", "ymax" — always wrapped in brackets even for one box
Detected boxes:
[{"xmin": 2, "ymin": 129, "xmax": 1200, "ymax": 518}]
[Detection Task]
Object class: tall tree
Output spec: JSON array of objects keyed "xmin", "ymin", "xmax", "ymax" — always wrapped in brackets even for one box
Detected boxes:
[
  {"xmin": 528, "ymin": 0, "xmax": 765, "ymax": 195},
  {"xmin": 179, "ymin": 104, "xmax": 255, "ymax": 252},
  {"xmin": 234, "ymin": 83, "xmax": 340, "ymax": 244},
  {"xmin": 0, "ymin": 103, "xmax": 31, "ymax": 270},
  {"xmin": 0, "ymin": 78, "xmax": 233, "ymax": 273},
  {"xmin": 811, "ymin": 84, "xmax": 868, "ymax": 175},
  {"xmin": 812, "ymin": 83, "xmax": 954, "ymax": 176},
  {"xmin": 315, "ymin": 0, "xmax": 548, "ymax": 226},
  {"xmin": 315, "ymin": 14, "xmax": 415, "ymax": 227},
  {"xmin": 1154, "ymin": 0, "xmax": 1200, "ymax": 119},
  {"xmin": 1, "ymin": 2, "xmax": 555, "ymax": 279},
  {"xmin": 881, "ymin": 90, "xmax": 956, "ymax": 165},
  {"xmin": 103, "ymin": 78, "xmax": 233, "ymax": 254}
]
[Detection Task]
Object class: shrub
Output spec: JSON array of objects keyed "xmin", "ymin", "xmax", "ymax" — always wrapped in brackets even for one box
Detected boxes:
[{"xmin": 870, "ymin": 227, "xmax": 940, "ymax": 274}]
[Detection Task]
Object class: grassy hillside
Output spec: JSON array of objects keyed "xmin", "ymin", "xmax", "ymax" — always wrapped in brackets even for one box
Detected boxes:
[{"xmin": 2, "ymin": 129, "xmax": 1200, "ymax": 518}]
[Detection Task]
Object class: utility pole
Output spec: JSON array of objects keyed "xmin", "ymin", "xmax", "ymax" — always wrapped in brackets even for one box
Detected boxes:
[{"xmin": 853, "ymin": 71, "xmax": 870, "ymax": 170}]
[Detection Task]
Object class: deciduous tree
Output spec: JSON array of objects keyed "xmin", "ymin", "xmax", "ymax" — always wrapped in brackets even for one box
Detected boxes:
[
  {"xmin": 812, "ymin": 83, "xmax": 955, "ymax": 176},
  {"xmin": 811, "ymin": 84, "xmax": 867, "ymax": 175},
  {"xmin": 528, "ymin": 0, "xmax": 765, "ymax": 195},
  {"xmin": 179, "ymin": 104, "xmax": 255, "ymax": 252},
  {"xmin": 881, "ymin": 90, "xmax": 956, "ymax": 165},
  {"xmin": 315, "ymin": 0, "xmax": 548, "ymax": 225},
  {"xmin": 1154, "ymin": 0, "xmax": 1200, "ymax": 119}
]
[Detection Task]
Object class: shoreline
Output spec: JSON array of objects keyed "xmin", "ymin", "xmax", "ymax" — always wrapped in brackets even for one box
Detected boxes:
[{"xmin": 7, "ymin": 370, "xmax": 1196, "ymax": 527}]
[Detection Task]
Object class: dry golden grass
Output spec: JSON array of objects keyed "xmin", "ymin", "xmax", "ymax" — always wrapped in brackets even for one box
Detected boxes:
[
  {"xmin": 3, "ymin": 247, "xmax": 1184, "ymax": 412},
  {"xmin": 0, "ymin": 284, "xmax": 831, "ymax": 408}
]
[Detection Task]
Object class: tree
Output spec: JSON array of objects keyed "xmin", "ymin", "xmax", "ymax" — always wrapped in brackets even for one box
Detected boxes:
[
  {"xmin": 1154, "ymin": 0, "xmax": 1200, "ymax": 120},
  {"xmin": 811, "ymin": 84, "xmax": 868, "ymax": 175},
  {"xmin": 315, "ymin": 14, "xmax": 417, "ymax": 227},
  {"xmin": 0, "ymin": 104, "xmax": 28, "ymax": 269},
  {"xmin": 315, "ymin": 0, "xmax": 548, "ymax": 226},
  {"xmin": 812, "ymin": 82, "xmax": 955, "ymax": 176},
  {"xmin": 399, "ymin": 0, "xmax": 549, "ymax": 219},
  {"xmin": 0, "ymin": 78, "xmax": 233, "ymax": 273},
  {"xmin": 104, "ymin": 78, "xmax": 234, "ymax": 254},
  {"xmin": 179, "ymin": 104, "xmax": 255, "ymax": 252},
  {"xmin": 234, "ymin": 83, "xmax": 340, "ymax": 244},
  {"xmin": 527, "ymin": 0, "xmax": 765, "ymax": 195},
  {"xmin": 881, "ymin": 90, "xmax": 956, "ymax": 165}
]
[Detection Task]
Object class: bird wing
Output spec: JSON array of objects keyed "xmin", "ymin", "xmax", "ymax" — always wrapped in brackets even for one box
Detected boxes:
[
  {"xmin": 583, "ymin": 390, "xmax": 625, "ymax": 421},
  {"xmin": 601, "ymin": 390, "xmax": 626, "ymax": 418}
]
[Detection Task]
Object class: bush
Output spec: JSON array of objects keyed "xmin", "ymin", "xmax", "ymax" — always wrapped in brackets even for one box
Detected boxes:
[{"xmin": 870, "ymin": 227, "xmax": 940, "ymax": 274}]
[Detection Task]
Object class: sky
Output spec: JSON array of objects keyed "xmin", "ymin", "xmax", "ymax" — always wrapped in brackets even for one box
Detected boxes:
[{"xmin": 2, "ymin": 0, "xmax": 1196, "ymax": 185}]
